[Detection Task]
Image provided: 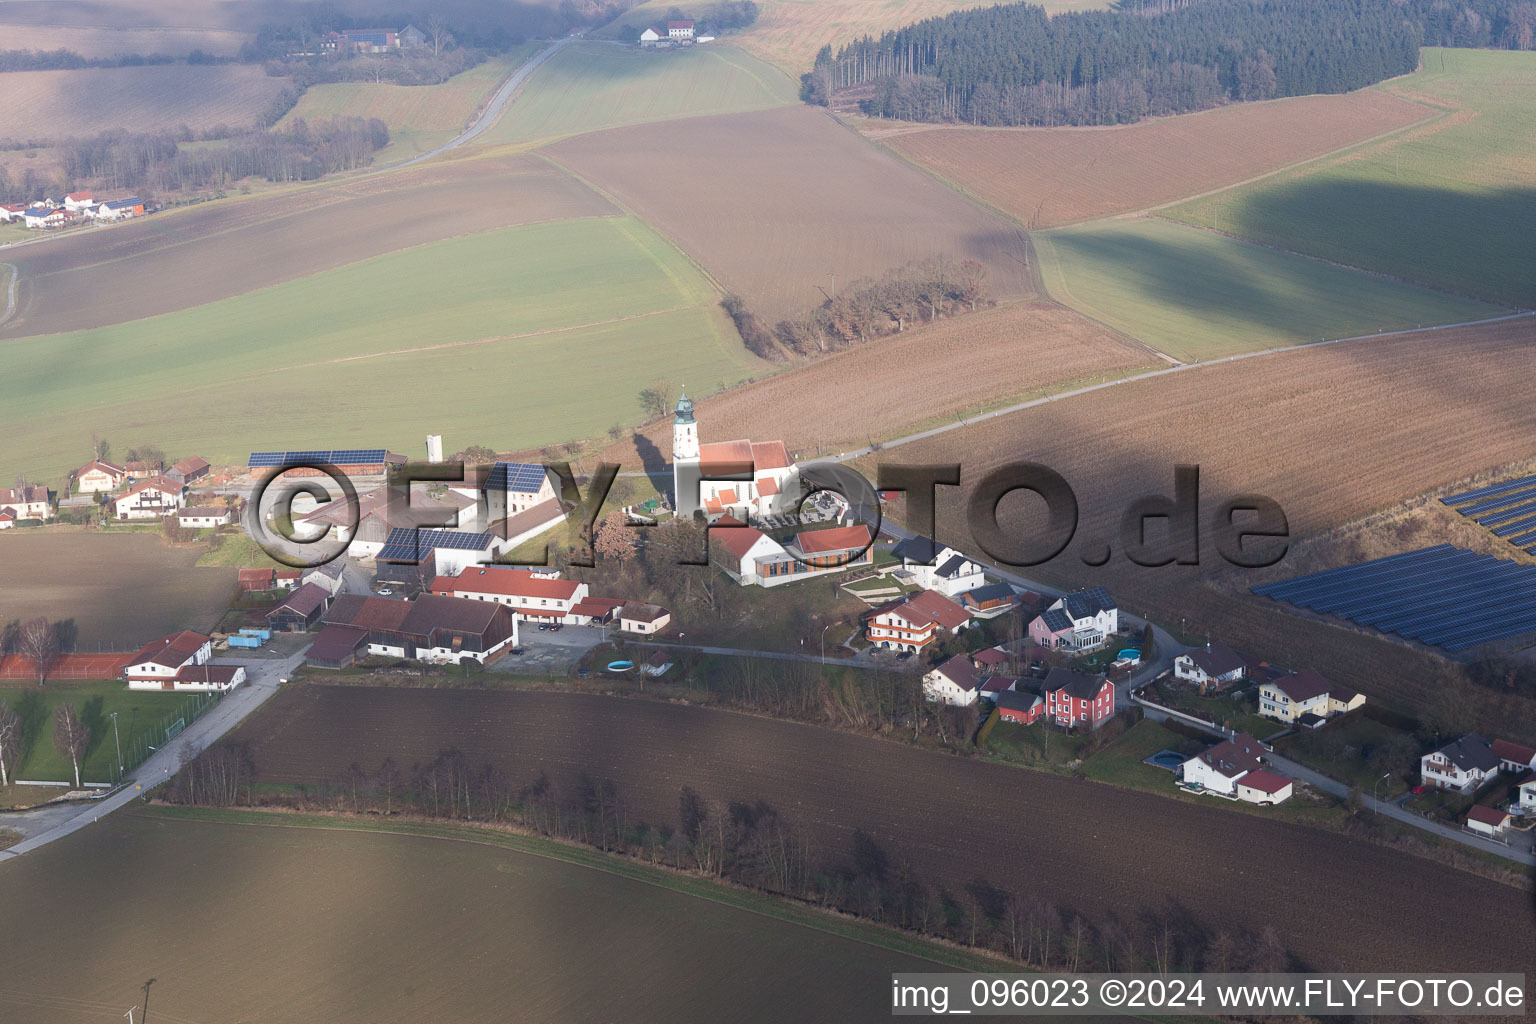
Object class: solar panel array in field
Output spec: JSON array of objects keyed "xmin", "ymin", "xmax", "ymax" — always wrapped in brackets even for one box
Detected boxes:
[
  {"xmin": 1252, "ymin": 544, "xmax": 1536, "ymax": 652},
  {"xmin": 1442, "ymin": 476, "xmax": 1536, "ymax": 556}
]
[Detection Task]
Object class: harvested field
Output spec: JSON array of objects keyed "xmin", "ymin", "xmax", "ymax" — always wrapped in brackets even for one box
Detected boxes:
[
  {"xmin": 0, "ymin": 65, "xmax": 291, "ymax": 142},
  {"xmin": 876, "ymin": 317, "xmax": 1536, "ymax": 725},
  {"xmin": 600, "ymin": 301, "xmax": 1157, "ymax": 464},
  {"xmin": 0, "ymin": 531, "xmax": 233, "ymax": 647},
  {"xmin": 0, "ymin": 810, "xmax": 936, "ymax": 1023},
  {"xmin": 477, "ymin": 41, "xmax": 796, "ymax": 145},
  {"xmin": 1, "ymin": 152, "xmax": 616, "ymax": 338},
  {"xmin": 881, "ymin": 89, "xmax": 1430, "ymax": 228},
  {"xmin": 550, "ymin": 105, "xmax": 1036, "ymax": 322},
  {"xmin": 232, "ymin": 685, "xmax": 1534, "ymax": 972}
]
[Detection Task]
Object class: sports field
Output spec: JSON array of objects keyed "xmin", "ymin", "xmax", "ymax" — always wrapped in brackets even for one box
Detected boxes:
[
  {"xmin": 1034, "ymin": 218, "xmax": 1503, "ymax": 361},
  {"xmin": 0, "ymin": 681, "xmax": 205, "ymax": 784},
  {"xmin": 0, "ymin": 809, "xmax": 942, "ymax": 1023},
  {"xmin": 1168, "ymin": 49, "xmax": 1536, "ymax": 308},
  {"xmin": 477, "ymin": 41, "xmax": 796, "ymax": 145},
  {"xmin": 0, "ymin": 216, "xmax": 764, "ymax": 483}
]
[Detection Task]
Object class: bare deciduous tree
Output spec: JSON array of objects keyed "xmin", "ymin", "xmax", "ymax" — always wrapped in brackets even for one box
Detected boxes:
[
  {"xmin": 0, "ymin": 702, "xmax": 20, "ymax": 787},
  {"xmin": 53, "ymin": 703, "xmax": 89, "ymax": 788},
  {"xmin": 17, "ymin": 617, "xmax": 59, "ymax": 686}
]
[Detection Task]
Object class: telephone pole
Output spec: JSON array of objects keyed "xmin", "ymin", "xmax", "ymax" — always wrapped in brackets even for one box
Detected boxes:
[{"xmin": 142, "ymin": 978, "xmax": 155, "ymax": 1024}]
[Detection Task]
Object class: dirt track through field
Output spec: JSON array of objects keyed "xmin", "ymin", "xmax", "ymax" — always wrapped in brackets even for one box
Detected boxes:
[{"xmin": 235, "ymin": 685, "xmax": 1536, "ymax": 973}]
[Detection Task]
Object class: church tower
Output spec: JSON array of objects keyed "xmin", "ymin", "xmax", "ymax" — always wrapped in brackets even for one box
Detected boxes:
[{"xmin": 672, "ymin": 388, "xmax": 701, "ymax": 518}]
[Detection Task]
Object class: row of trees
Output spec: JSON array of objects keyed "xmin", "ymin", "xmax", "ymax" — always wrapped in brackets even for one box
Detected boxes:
[
  {"xmin": 805, "ymin": 0, "xmax": 1422, "ymax": 125},
  {"xmin": 774, "ymin": 257, "xmax": 989, "ymax": 356},
  {"xmin": 162, "ymin": 743, "xmax": 1295, "ymax": 972},
  {"xmin": 0, "ymin": 617, "xmax": 76, "ymax": 686},
  {"xmin": 0, "ymin": 48, "xmax": 182, "ymax": 73},
  {"xmin": 0, "ymin": 697, "xmax": 91, "ymax": 788}
]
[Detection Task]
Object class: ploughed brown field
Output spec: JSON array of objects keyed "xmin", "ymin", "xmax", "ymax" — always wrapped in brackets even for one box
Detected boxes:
[
  {"xmin": 0, "ymin": 65, "xmax": 291, "ymax": 142},
  {"xmin": 0, "ymin": 531, "xmax": 233, "ymax": 647},
  {"xmin": 2, "ymin": 153, "xmax": 615, "ymax": 337},
  {"xmin": 880, "ymin": 89, "xmax": 1429, "ymax": 228},
  {"xmin": 598, "ymin": 301, "xmax": 1157, "ymax": 465},
  {"xmin": 548, "ymin": 105, "xmax": 1037, "ymax": 323},
  {"xmin": 882, "ymin": 318, "xmax": 1536, "ymax": 727},
  {"xmin": 233, "ymin": 685, "xmax": 1535, "ymax": 972}
]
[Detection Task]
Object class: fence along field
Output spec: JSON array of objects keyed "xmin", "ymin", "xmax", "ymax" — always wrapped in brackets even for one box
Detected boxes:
[
  {"xmin": 1167, "ymin": 49, "xmax": 1536, "ymax": 308},
  {"xmin": 0, "ymin": 215, "xmax": 765, "ymax": 484},
  {"xmin": 0, "ymin": 811, "xmax": 934, "ymax": 1024},
  {"xmin": 883, "ymin": 317, "xmax": 1536, "ymax": 726},
  {"xmin": 549, "ymin": 105, "xmax": 1036, "ymax": 323},
  {"xmin": 476, "ymin": 41, "xmax": 797, "ymax": 146},
  {"xmin": 0, "ymin": 65, "xmax": 292, "ymax": 142},
  {"xmin": 229, "ymin": 685, "xmax": 1532, "ymax": 973},
  {"xmin": 1, "ymin": 152, "xmax": 616, "ymax": 338},
  {"xmin": 1032, "ymin": 218, "xmax": 1503, "ymax": 362},
  {"xmin": 879, "ymin": 89, "xmax": 1431, "ymax": 229}
]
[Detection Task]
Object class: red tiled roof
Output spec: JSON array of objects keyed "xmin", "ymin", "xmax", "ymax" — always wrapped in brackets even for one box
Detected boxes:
[
  {"xmin": 1492, "ymin": 738, "xmax": 1536, "ymax": 766},
  {"xmin": 572, "ymin": 597, "xmax": 624, "ymax": 618},
  {"xmin": 76, "ymin": 459, "xmax": 125, "ymax": 478},
  {"xmin": 1238, "ymin": 769, "xmax": 1291, "ymax": 795},
  {"xmin": 972, "ymin": 647, "xmax": 1010, "ymax": 666},
  {"xmin": 129, "ymin": 630, "xmax": 209, "ymax": 669},
  {"xmin": 712, "ymin": 521, "xmax": 770, "ymax": 561},
  {"xmin": 172, "ymin": 455, "xmax": 210, "ymax": 475},
  {"xmin": 1468, "ymin": 804, "xmax": 1510, "ymax": 826},
  {"xmin": 117, "ymin": 475, "xmax": 181, "ymax": 501},
  {"xmin": 1266, "ymin": 668, "xmax": 1333, "ymax": 703},
  {"xmin": 891, "ymin": 589, "xmax": 970, "ymax": 631},
  {"xmin": 757, "ymin": 476, "xmax": 779, "ymax": 496},
  {"xmin": 274, "ymin": 582, "xmax": 329, "ymax": 617},
  {"xmin": 795, "ymin": 524, "xmax": 871, "ymax": 555},
  {"xmin": 238, "ymin": 568, "xmax": 276, "ymax": 586},
  {"xmin": 432, "ymin": 567, "xmax": 580, "ymax": 602}
]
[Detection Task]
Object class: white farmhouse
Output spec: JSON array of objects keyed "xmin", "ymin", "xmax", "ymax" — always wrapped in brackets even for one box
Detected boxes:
[
  {"xmin": 112, "ymin": 475, "xmax": 184, "ymax": 520},
  {"xmin": 1181, "ymin": 732, "xmax": 1292, "ymax": 804},
  {"xmin": 922, "ymin": 653, "xmax": 981, "ymax": 706}
]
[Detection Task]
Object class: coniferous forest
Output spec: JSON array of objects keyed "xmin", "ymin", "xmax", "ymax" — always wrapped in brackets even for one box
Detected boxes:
[{"xmin": 803, "ymin": 0, "xmax": 1536, "ymax": 126}]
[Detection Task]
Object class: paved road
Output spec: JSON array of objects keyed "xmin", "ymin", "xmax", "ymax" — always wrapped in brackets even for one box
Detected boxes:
[{"xmin": 0, "ymin": 649, "xmax": 307, "ymax": 861}]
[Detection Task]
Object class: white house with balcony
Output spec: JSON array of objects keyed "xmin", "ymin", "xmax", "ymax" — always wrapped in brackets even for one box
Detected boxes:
[{"xmin": 1420, "ymin": 734, "xmax": 1501, "ymax": 794}]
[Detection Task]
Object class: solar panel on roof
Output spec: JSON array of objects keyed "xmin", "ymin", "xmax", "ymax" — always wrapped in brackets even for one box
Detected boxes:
[
  {"xmin": 488, "ymin": 462, "xmax": 550, "ymax": 493},
  {"xmin": 377, "ymin": 527, "xmax": 495, "ymax": 561},
  {"xmin": 247, "ymin": 448, "xmax": 389, "ymax": 469}
]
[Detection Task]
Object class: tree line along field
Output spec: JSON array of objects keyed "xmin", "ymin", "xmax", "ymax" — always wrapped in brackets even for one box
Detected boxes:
[
  {"xmin": 878, "ymin": 88, "xmax": 1431, "ymax": 229},
  {"xmin": 0, "ymin": 214, "xmax": 767, "ymax": 485},
  {"xmin": 879, "ymin": 317, "xmax": 1536, "ymax": 728},
  {"xmin": 1167, "ymin": 49, "xmax": 1536, "ymax": 309},
  {"xmin": 227, "ymin": 685, "xmax": 1532, "ymax": 972},
  {"xmin": 601, "ymin": 301, "xmax": 1158, "ymax": 465},
  {"xmin": 475, "ymin": 41, "xmax": 797, "ymax": 146},
  {"xmin": 277, "ymin": 48, "xmax": 538, "ymax": 164},
  {"xmin": 0, "ymin": 65, "xmax": 293, "ymax": 143},
  {"xmin": 0, "ymin": 810, "xmax": 939, "ymax": 1023},
  {"xmin": 0, "ymin": 152, "xmax": 618, "ymax": 339},
  {"xmin": 1032, "ymin": 218, "xmax": 1503, "ymax": 362},
  {"xmin": 549, "ymin": 105, "xmax": 1037, "ymax": 323},
  {"xmin": 0, "ymin": 681, "xmax": 204, "ymax": 784},
  {"xmin": 0, "ymin": 532, "xmax": 233, "ymax": 648}
]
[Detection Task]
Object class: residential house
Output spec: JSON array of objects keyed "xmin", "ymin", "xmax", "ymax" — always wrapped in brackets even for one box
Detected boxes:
[
  {"xmin": 323, "ymin": 28, "xmax": 399, "ymax": 52},
  {"xmin": 166, "ymin": 455, "xmax": 211, "ymax": 485},
  {"xmin": 266, "ymin": 582, "xmax": 331, "ymax": 632},
  {"xmin": 74, "ymin": 459, "xmax": 126, "ymax": 494},
  {"xmin": 1028, "ymin": 587, "xmax": 1118, "ymax": 651},
  {"xmin": 321, "ymin": 593, "xmax": 518, "ymax": 665},
  {"xmin": 866, "ymin": 590, "xmax": 971, "ymax": 652},
  {"xmin": 922, "ymin": 653, "xmax": 981, "ymax": 706},
  {"xmin": 23, "ymin": 207, "xmax": 70, "ymax": 229},
  {"xmin": 1491, "ymin": 739, "xmax": 1536, "ymax": 774},
  {"xmin": 1420, "ymin": 734, "xmax": 1501, "ymax": 794},
  {"xmin": 1517, "ymin": 776, "xmax": 1536, "ymax": 814},
  {"xmin": 890, "ymin": 537, "xmax": 987, "ymax": 598},
  {"xmin": 1174, "ymin": 642, "xmax": 1251, "ymax": 693},
  {"xmin": 0, "ymin": 484, "xmax": 52, "ymax": 521},
  {"xmin": 620, "ymin": 603, "xmax": 671, "ymax": 634},
  {"xmin": 430, "ymin": 567, "xmax": 590, "ymax": 625},
  {"xmin": 995, "ymin": 688, "xmax": 1045, "ymax": 725},
  {"xmin": 1181, "ymin": 732, "xmax": 1291, "ymax": 803},
  {"xmin": 1466, "ymin": 805, "xmax": 1512, "ymax": 837},
  {"xmin": 0, "ymin": 510, "xmax": 13, "ymax": 530},
  {"xmin": 0, "ymin": 202, "xmax": 27, "ymax": 221},
  {"xmin": 62, "ymin": 191, "xmax": 94, "ymax": 211},
  {"xmin": 176, "ymin": 506, "xmax": 232, "ymax": 529},
  {"xmin": 238, "ymin": 568, "xmax": 276, "ymax": 592},
  {"xmin": 274, "ymin": 570, "xmax": 301, "ymax": 589},
  {"xmin": 668, "ymin": 19, "xmax": 695, "ymax": 39},
  {"xmin": 1040, "ymin": 667, "xmax": 1115, "ymax": 729},
  {"xmin": 124, "ymin": 630, "xmax": 213, "ymax": 688},
  {"xmin": 111, "ymin": 475, "xmax": 183, "ymax": 520},
  {"xmin": 959, "ymin": 582, "xmax": 1017, "ymax": 618},
  {"xmin": 169, "ymin": 664, "xmax": 245, "ymax": 692},
  {"xmin": 92, "ymin": 197, "xmax": 144, "ymax": 221},
  {"xmin": 1257, "ymin": 669, "xmax": 1364, "ymax": 725}
]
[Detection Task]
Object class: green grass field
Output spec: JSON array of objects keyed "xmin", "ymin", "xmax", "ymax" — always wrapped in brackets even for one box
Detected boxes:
[
  {"xmin": 279, "ymin": 48, "xmax": 538, "ymax": 163},
  {"xmin": 478, "ymin": 41, "xmax": 796, "ymax": 145},
  {"xmin": 0, "ymin": 215, "xmax": 768, "ymax": 483},
  {"xmin": 0, "ymin": 681, "xmax": 208, "ymax": 784},
  {"xmin": 1167, "ymin": 49, "xmax": 1536, "ymax": 308},
  {"xmin": 1034, "ymin": 217, "xmax": 1504, "ymax": 361}
]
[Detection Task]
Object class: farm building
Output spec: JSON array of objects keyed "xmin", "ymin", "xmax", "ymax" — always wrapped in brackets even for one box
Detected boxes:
[
  {"xmin": 995, "ymin": 688, "xmax": 1045, "ymax": 724},
  {"xmin": 267, "ymin": 582, "xmax": 332, "ymax": 632},
  {"xmin": 177, "ymin": 506, "xmax": 233, "ymax": 529},
  {"xmin": 572, "ymin": 596, "xmax": 625, "ymax": 625},
  {"xmin": 167, "ymin": 456, "xmax": 211, "ymax": 484},
  {"xmin": 292, "ymin": 483, "xmax": 459, "ymax": 558},
  {"xmin": 238, "ymin": 568, "xmax": 277, "ymax": 592},
  {"xmin": 74, "ymin": 459, "xmax": 126, "ymax": 494},
  {"xmin": 866, "ymin": 590, "xmax": 971, "ymax": 652},
  {"xmin": 922, "ymin": 653, "xmax": 981, "ymax": 706},
  {"xmin": 301, "ymin": 561, "xmax": 347, "ymax": 596},
  {"xmin": 619, "ymin": 603, "xmax": 671, "ymax": 634},
  {"xmin": 322, "ymin": 593, "xmax": 519, "ymax": 665},
  {"xmin": 1181, "ymin": 733, "xmax": 1291, "ymax": 803},
  {"xmin": 0, "ymin": 484, "xmax": 52, "ymax": 520},
  {"xmin": 1466, "ymin": 805, "xmax": 1512, "ymax": 837},
  {"xmin": 672, "ymin": 391, "xmax": 800, "ymax": 521},
  {"xmin": 171, "ymin": 664, "xmax": 245, "ymax": 692},
  {"xmin": 430, "ymin": 567, "xmax": 591, "ymax": 625},
  {"xmin": 1028, "ymin": 588, "xmax": 1117, "ymax": 651},
  {"xmin": 1491, "ymin": 739, "xmax": 1536, "ymax": 774},
  {"xmin": 890, "ymin": 537, "xmax": 987, "ymax": 597},
  {"xmin": 1257, "ymin": 669, "xmax": 1364, "ymax": 725},
  {"xmin": 377, "ymin": 527, "xmax": 505, "ymax": 579},
  {"xmin": 1040, "ymin": 667, "xmax": 1115, "ymax": 729},
  {"xmin": 1174, "ymin": 642, "xmax": 1252, "ymax": 693},
  {"xmin": 0, "ymin": 510, "xmax": 13, "ymax": 529},
  {"xmin": 274, "ymin": 570, "xmax": 301, "ymax": 589},
  {"xmin": 489, "ymin": 498, "xmax": 567, "ymax": 553},
  {"xmin": 111, "ymin": 475, "xmax": 184, "ymax": 520},
  {"xmin": 306, "ymin": 624, "xmax": 370, "ymax": 669},
  {"xmin": 124, "ymin": 630, "xmax": 213, "ymax": 689},
  {"xmin": 1421, "ymin": 735, "xmax": 1501, "ymax": 793},
  {"xmin": 452, "ymin": 461, "xmax": 560, "ymax": 521},
  {"xmin": 639, "ymin": 27, "xmax": 667, "ymax": 46},
  {"xmin": 247, "ymin": 449, "xmax": 406, "ymax": 479}
]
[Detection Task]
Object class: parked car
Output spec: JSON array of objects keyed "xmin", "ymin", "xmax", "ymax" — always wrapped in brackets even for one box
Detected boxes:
[{"xmin": 508, "ymin": 647, "xmax": 524, "ymax": 656}]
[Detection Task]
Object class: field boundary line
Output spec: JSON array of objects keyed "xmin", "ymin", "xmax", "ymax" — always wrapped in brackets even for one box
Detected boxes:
[{"xmin": 0, "ymin": 264, "xmax": 15, "ymax": 328}]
